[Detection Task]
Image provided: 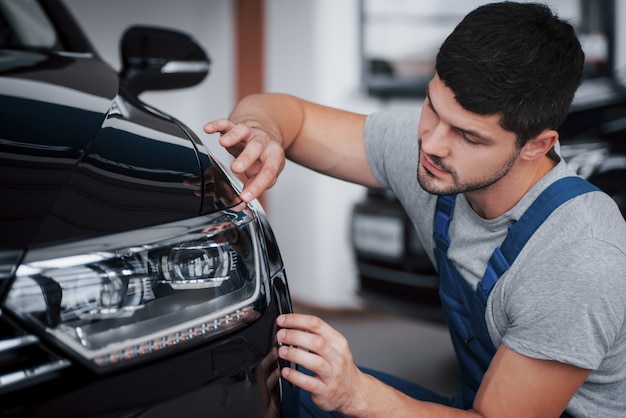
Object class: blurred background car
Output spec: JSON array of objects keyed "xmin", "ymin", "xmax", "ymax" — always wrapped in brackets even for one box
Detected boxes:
[{"xmin": 0, "ymin": 1, "xmax": 297, "ymax": 416}]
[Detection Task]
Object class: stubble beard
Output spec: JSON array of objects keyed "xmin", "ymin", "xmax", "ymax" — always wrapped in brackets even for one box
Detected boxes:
[{"xmin": 416, "ymin": 139, "xmax": 522, "ymax": 196}]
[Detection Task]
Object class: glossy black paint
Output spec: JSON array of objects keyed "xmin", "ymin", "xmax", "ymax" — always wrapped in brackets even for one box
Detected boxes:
[
  {"xmin": 0, "ymin": 40, "xmax": 235, "ymax": 251},
  {"xmin": 0, "ymin": 1, "xmax": 296, "ymax": 416},
  {"xmin": 0, "ymin": 66, "xmax": 202, "ymax": 250}
]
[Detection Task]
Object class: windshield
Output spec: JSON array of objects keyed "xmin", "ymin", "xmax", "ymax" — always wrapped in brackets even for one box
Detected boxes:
[{"xmin": 0, "ymin": 0, "xmax": 59, "ymax": 50}]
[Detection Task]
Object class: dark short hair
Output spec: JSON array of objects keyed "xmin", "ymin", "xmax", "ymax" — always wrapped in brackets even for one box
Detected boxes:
[{"xmin": 435, "ymin": 2, "xmax": 585, "ymax": 147}]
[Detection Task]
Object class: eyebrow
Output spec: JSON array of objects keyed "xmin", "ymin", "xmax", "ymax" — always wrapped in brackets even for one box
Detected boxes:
[{"xmin": 425, "ymin": 87, "xmax": 495, "ymax": 144}]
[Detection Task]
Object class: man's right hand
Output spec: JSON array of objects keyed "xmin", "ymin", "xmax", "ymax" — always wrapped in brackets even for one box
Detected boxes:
[
  {"xmin": 205, "ymin": 93, "xmax": 376, "ymax": 204},
  {"xmin": 204, "ymin": 118, "xmax": 286, "ymax": 203}
]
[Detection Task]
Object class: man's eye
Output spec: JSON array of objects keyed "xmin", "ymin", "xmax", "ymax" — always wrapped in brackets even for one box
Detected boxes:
[{"xmin": 460, "ymin": 132, "xmax": 478, "ymax": 145}]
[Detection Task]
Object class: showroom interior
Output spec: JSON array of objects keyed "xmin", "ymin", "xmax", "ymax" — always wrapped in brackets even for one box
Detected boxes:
[{"xmin": 60, "ymin": 0, "xmax": 626, "ymax": 397}]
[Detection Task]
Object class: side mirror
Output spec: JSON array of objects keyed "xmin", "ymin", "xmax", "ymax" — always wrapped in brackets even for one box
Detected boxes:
[{"xmin": 120, "ymin": 25, "xmax": 210, "ymax": 95}]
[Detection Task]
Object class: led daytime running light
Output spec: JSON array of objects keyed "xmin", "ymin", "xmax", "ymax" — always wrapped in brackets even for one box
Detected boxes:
[{"xmin": 94, "ymin": 306, "xmax": 259, "ymax": 367}]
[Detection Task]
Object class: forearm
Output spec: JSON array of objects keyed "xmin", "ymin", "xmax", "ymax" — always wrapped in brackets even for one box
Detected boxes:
[
  {"xmin": 345, "ymin": 373, "xmax": 482, "ymax": 418},
  {"xmin": 346, "ymin": 344, "xmax": 589, "ymax": 418}
]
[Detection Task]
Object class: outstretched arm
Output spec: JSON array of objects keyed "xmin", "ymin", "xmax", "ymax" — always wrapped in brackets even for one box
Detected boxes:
[
  {"xmin": 204, "ymin": 93, "xmax": 378, "ymax": 203},
  {"xmin": 276, "ymin": 313, "xmax": 591, "ymax": 418}
]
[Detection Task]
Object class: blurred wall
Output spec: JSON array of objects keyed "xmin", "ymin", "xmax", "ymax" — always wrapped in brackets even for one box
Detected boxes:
[{"xmin": 264, "ymin": 0, "xmax": 380, "ymax": 307}]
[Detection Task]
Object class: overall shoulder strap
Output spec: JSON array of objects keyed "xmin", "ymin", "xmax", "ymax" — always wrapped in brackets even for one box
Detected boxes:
[
  {"xmin": 434, "ymin": 194, "xmax": 457, "ymax": 251},
  {"xmin": 479, "ymin": 176, "xmax": 600, "ymax": 301}
]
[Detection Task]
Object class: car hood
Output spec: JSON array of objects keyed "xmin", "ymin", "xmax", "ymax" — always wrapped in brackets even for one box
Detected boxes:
[{"xmin": 0, "ymin": 50, "xmax": 207, "ymax": 257}]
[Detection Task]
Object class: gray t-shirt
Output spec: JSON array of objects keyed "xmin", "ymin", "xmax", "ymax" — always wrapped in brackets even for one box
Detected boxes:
[{"xmin": 364, "ymin": 109, "xmax": 626, "ymax": 417}]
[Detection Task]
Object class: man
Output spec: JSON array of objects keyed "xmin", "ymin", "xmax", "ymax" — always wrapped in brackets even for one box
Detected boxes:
[{"xmin": 203, "ymin": 2, "xmax": 626, "ymax": 417}]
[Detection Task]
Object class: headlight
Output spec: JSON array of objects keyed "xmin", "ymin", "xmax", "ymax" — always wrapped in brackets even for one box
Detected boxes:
[{"xmin": 4, "ymin": 208, "xmax": 266, "ymax": 372}]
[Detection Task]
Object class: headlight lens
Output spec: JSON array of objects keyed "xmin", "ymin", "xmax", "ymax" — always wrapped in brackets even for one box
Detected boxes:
[{"xmin": 4, "ymin": 208, "xmax": 265, "ymax": 372}]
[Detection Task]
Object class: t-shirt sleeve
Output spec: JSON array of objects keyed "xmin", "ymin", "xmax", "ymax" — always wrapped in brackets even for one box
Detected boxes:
[
  {"xmin": 495, "ymin": 228, "xmax": 626, "ymax": 370},
  {"xmin": 364, "ymin": 109, "xmax": 420, "ymax": 190}
]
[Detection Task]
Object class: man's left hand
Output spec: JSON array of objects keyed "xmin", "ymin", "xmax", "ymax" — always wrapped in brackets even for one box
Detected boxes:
[{"xmin": 276, "ymin": 313, "xmax": 368, "ymax": 414}]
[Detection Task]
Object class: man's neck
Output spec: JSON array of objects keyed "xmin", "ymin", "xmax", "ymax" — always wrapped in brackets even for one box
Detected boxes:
[{"xmin": 464, "ymin": 156, "xmax": 557, "ymax": 219}]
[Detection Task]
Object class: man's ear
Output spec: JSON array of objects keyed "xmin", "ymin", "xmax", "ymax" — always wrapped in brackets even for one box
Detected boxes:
[{"xmin": 520, "ymin": 129, "xmax": 559, "ymax": 161}]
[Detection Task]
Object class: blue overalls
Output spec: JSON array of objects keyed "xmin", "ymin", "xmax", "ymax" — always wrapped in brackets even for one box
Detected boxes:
[
  {"xmin": 298, "ymin": 176, "xmax": 599, "ymax": 418},
  {"xmin": 434, "ymin": 176, "xmax": 599, "ymax": 416}
]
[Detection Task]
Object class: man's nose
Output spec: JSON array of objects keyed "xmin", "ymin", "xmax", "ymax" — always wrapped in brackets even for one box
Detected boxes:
[{"xmin": 421, "ymin": 122, "xmax": 451, "ymax": 158}]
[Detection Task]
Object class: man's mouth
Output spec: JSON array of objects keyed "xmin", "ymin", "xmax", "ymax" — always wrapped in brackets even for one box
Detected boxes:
[{"xmin": 421, "ymin": 155, "xmax": 448, "ymax": 176}]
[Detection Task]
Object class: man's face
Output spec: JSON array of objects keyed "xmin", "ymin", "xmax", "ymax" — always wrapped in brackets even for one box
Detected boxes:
[{"xmin": 417, "ymin": 74, "xmax": 522, "ymax": 196}]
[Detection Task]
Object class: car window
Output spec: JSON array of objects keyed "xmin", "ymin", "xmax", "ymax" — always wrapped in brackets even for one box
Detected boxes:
[{"xmin": 0, "ymin": 0, "xmax": 57, "ymax": 49}]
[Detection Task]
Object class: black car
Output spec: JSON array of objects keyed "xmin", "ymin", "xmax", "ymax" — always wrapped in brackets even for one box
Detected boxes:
[
  {"xmin": 0, "ymin": 1, "xmax": 298, "ymax": 416},
  {"xmin": 351, "ymin": 76, "xmax": 626, "ymax": 321}
]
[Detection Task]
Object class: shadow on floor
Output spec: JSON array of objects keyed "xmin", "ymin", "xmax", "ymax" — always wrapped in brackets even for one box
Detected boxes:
[{"xmin": 291, "ymin": 299, "xmax": 458, "ymax": 397}]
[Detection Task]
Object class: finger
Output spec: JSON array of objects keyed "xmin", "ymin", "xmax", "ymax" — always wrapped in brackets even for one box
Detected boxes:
[
  {"xmin": 230, "ymin": 138, "xmax": 264, "ymax": 174},
  {"xmin": 239, "ymin": 173, "xmax": 276, "ymax": 203},
  {"xmin": 203, "ymin": 118, "xmax": 234, "ymax": 135},
  {"xmin": 243, "ymin": 160, "xmax": 262, "ymax": 178},
  {"xmin": 239, "ymin": 149, "xmax": 285, "ymax": 202},
  {"xmin": 278, "ymin": 342, "xmax": 330, "ymax": 375},
  {"xmin": 218, "ymin": 122, "xmax": 255, "ymax": 149},
  {"xmin": 280, "ymin": 363, "xmax": 326, "ymax": 396},
  {"xmin": 277, "ymin": 314, "xmax": 337, "ymax": 340},
  {"xmin": 277, "ymin": 328, "xmax": 329, "ymax": 358},
  {"xmin": 205, "ymin": 120, "xmax": 253, "ymax": 160}
]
